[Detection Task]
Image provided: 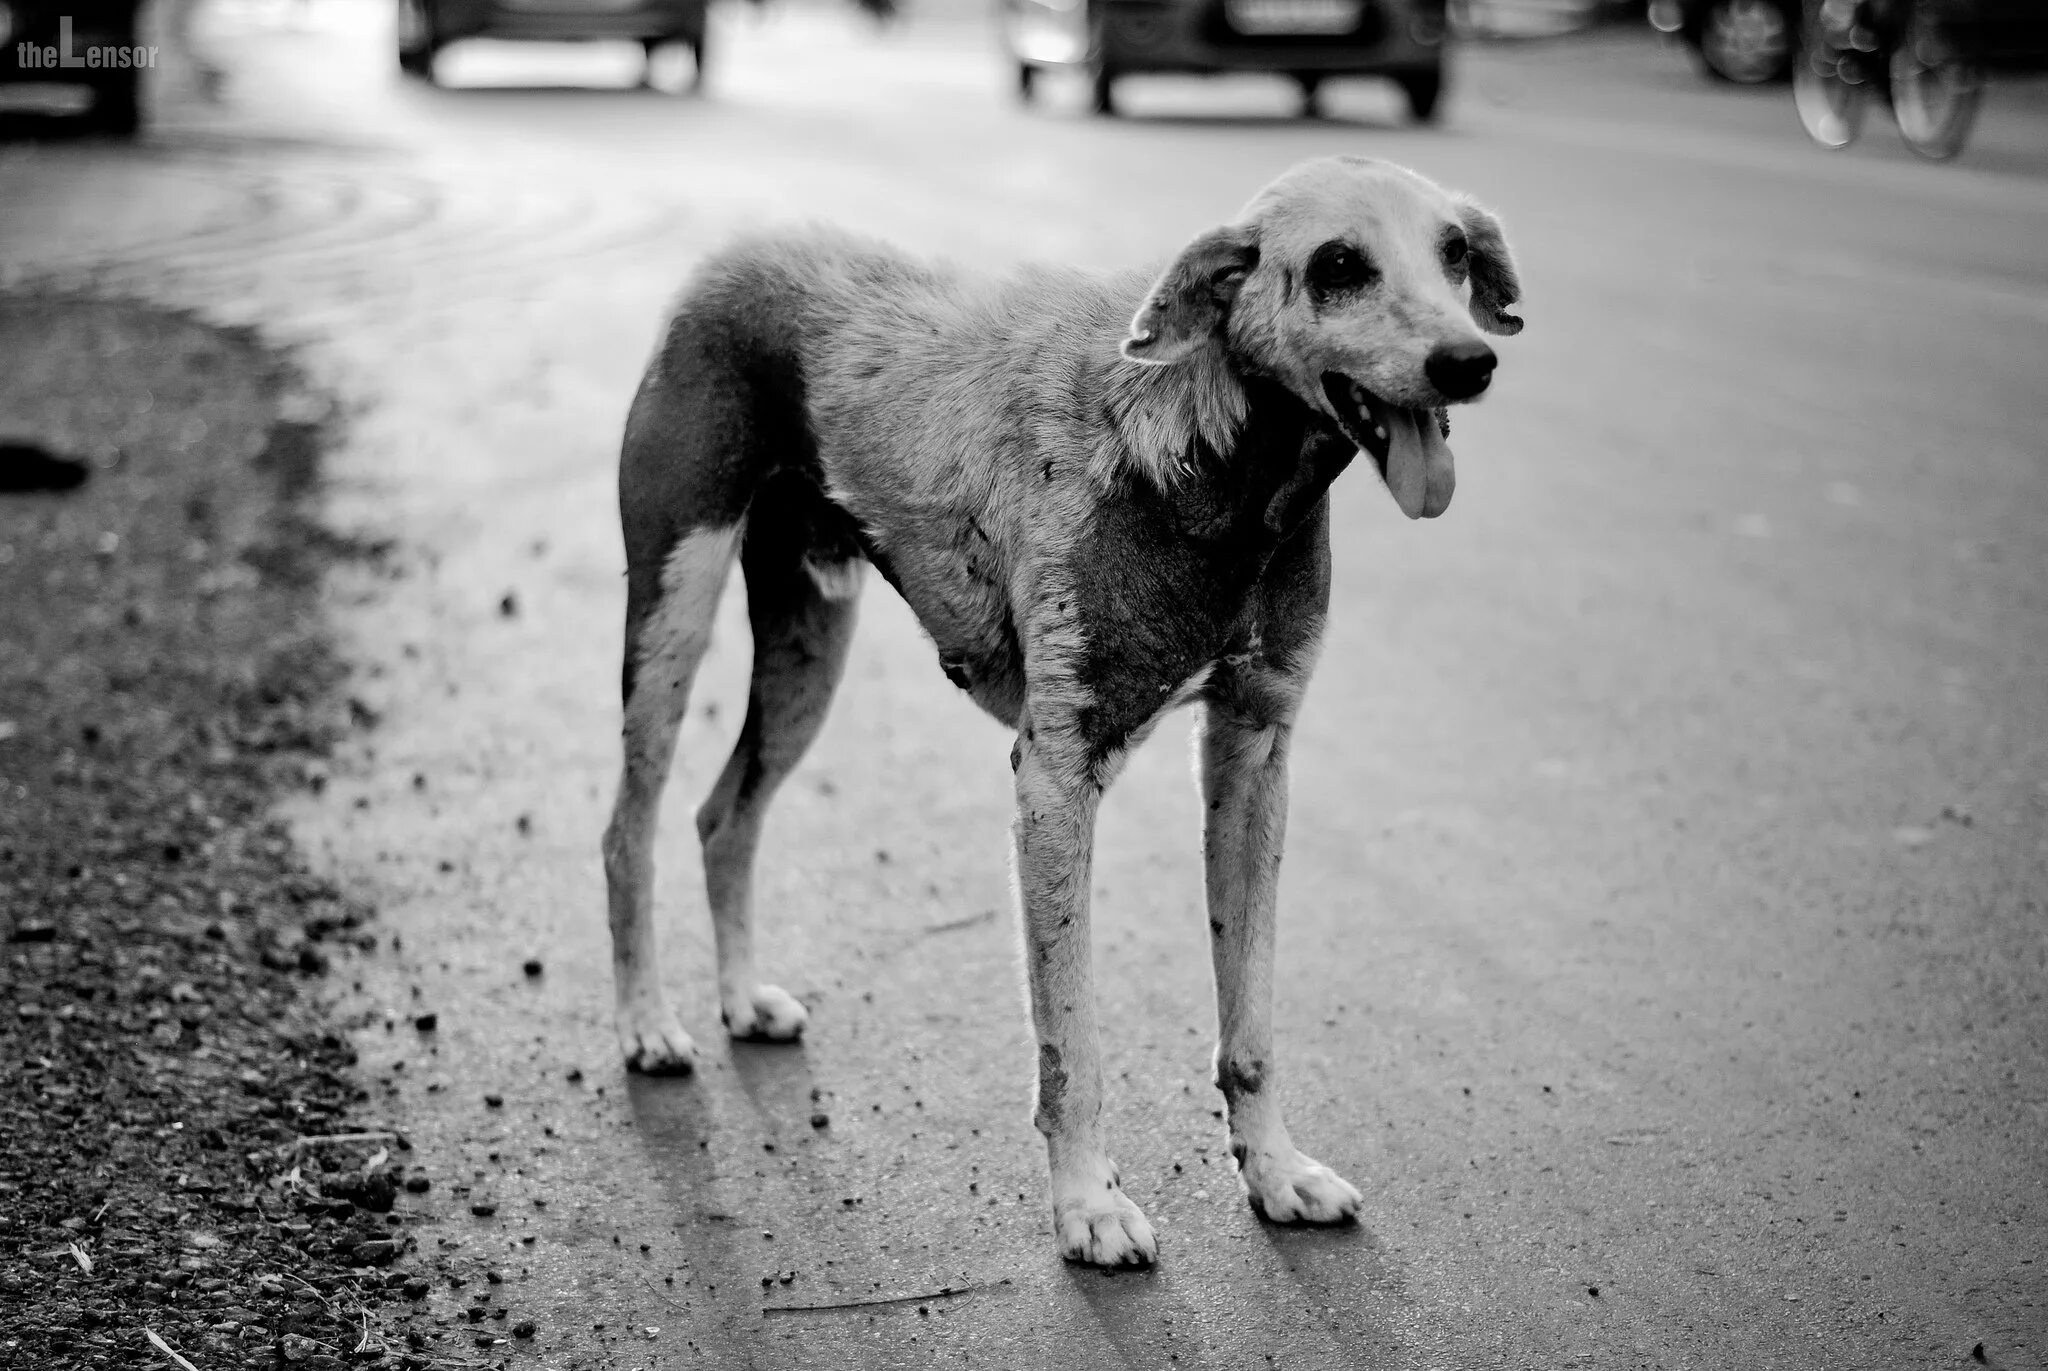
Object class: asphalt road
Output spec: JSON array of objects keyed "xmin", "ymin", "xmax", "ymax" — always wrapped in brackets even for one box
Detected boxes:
[{"xmin": 4, "ymin": 5, "xmax": 2045, "ymax": 1367}]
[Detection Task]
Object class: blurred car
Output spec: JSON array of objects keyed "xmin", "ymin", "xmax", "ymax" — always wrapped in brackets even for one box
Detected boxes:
[
  {"xmin": 1001, "ymin": 0, "xmax": 1451, "ymax": 118},
  {"xmin": 1649, "ymin": 0, "xmax": 1798, "ymax": 83},
  {"xmin": 0, "ymin": 0, "xmax": 146, "ymax": 132},
  {"xmin": 395, "ymin": 0, "xmax": 709, "ymax": 86}
]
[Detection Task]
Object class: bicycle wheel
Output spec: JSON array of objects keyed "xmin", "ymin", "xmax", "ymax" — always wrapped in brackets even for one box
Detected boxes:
[
  {"xmin": 1793, "ymin": 0, "xmax": 1870, "ymax": 148},
  {"xmin": 1890, "ymin": 2, "xmax": 1982, "ymax": 160}
]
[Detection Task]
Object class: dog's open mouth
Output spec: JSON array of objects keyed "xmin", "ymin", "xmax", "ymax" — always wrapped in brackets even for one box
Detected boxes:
[{"xmin": 1322, "ymin": 375, "xmax": 1455, "ymax": 520}]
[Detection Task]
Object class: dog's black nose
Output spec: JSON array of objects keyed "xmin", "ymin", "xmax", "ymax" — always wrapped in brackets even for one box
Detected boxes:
[{"xmin": 1424, "ymin": 341, "xmax": 1497, "ymax": 401}]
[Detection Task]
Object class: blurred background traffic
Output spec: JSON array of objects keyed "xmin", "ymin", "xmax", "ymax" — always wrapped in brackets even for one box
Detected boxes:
[{"xmin": 3, "ymin": 0, "xmax": 2046, "ymax": 156}]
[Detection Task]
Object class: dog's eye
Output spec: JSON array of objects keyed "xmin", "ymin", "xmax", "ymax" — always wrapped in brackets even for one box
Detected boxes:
[
  {"xmin": 1307, "ymin": 241, "xmax": 1375, "ymax": 299},
  {"xmin": 1443, "ymin": 235, "xmax": 1468, "ymax": 267}
]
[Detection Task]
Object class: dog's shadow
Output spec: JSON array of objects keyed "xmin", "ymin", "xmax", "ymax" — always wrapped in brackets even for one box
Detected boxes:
[
  {"xmin": 724, "ymin": 1037, "xmax": 820, "ymax": 1127},
  {"xmin": 1065, "ymin": 1213, "xmax": 1402, "ymax": 1368},
  {"xmin": 624, "ymin": 1037, "xmax": 820, "ymax": 1170}
]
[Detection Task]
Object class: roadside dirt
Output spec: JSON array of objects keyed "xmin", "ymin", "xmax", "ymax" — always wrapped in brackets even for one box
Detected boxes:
[{"xmin": 0, "ymin": 295, "xmax": 508, "ymax": 1371}]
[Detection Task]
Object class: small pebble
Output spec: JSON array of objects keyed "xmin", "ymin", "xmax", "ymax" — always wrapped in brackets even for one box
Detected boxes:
[
  {"xmin": 523, "ymin": 958, "xmax": 543, "ymax": 977},
  {"xmin": 404, "ymin": 1177, "xmax": 430, "ymax": 1194},
  {"xmin": 471, "ymin": 1203, "xmax": 497, "ymax": 1217},
  {"xmin": 809, "ymin": 1112, "xmax": 829, "ymax": 1129},
  {"xmin": 413, "ymin": 1013, "xmax": 438, "ymax": 1032},
  {"xmin": 512, "ymin": 1321, "xmax": 536, "ymax": 1339},
  {"xmin": 484, "ymin": 1094, "xmax": 503, "ymax": 1108}
]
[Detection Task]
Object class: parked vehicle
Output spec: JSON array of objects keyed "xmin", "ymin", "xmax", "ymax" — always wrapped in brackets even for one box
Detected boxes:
[
  {"xmin": 396, "ymin": 0, "xmax": 709, "ymax": 88},
  {"xmin": 1001, "ymin": 0, "xmax": 1452, "ymax": 119},
  {"xmin": 0, "ymin": 0, "xmax": 147, "ymax": 132},
  {"xmin": 1649, "ymin": 0, "xmax": 1800, "ymax": 83}
]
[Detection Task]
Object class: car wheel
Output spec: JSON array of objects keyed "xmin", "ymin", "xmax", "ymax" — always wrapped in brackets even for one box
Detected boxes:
[
  {"xmin": 1295, "ymin": 73, "xmax": 1323, "ymax": 119},
  {"xmin": 1791, "ymin": 0, "xmax": 1866, "ymax": 148},
  {"xmin": 1696, "ymin": 0, "xmax": 1794, "ymax": 84},
  {"xmin": 1890, "ymin": 1, "xmax": 1980, "ymax": 160},
  {"xmin": 396, "ymin": 0, "xmax": 439, "ymax": 78},
  {"xmin": 1089, "ymin": 61, "xmax": 1117, "ymax": 116},
  {"xmin": 642, "ymin": 36, "xmax": 705, "ymax": 92},
  {"xmin": 1399, "ymin": 67, "xmax": 1441, "ymax": 122},
  {"xmin": 86, "ymin": 73, "xmax": 142, "ymax": 136}
]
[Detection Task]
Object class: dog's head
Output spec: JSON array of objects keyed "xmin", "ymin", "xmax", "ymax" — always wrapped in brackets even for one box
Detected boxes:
[{"xmin": 1121, "ymin": 157, "xmax": 1522, "ymax": 519}]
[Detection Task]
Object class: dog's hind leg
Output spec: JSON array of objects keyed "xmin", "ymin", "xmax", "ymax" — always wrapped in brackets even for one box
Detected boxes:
[
  {"xmin": 695, "ymin": 509, "xmax": 862, "ymax": 1042},
  {"xmin": 1198, "ymin": 690, "xmax": 1363, "ymax": 1225},
  {"xmin": 603, "ymin": 522, "xmax": 743, "ymax": 1075}
]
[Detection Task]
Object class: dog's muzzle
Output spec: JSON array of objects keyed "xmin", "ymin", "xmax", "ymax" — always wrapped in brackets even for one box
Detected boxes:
[{"xmin": 1322, "ymin": 375, "xmax": 1455, "ymax": 520}]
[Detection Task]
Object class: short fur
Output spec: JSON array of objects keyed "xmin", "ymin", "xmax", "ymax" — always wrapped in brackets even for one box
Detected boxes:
[{"xmin": 601, "ymin": 156, "xmax": 1522, "ymax": 1267}]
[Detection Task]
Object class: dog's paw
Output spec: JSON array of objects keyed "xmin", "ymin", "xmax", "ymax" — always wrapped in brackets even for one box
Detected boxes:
[
  {"xmin": 1240, "ymin": 1148, "xmax": 1362, "ymax": 1225},
  {"xmin": 722, "ymin": 985, "xmax": 808, "ymax": 1042},
  {"xmin": 618, "ymin": 1009, "xmax": 698, "ymax": 1076},
  {"xmin": 1052, "ymin": 1178, "xmax": 1157, "ymax": 1268}
]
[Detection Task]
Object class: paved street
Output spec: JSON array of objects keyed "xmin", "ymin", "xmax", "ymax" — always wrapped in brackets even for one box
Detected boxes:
[{"xmin": 4, "ymin": 4, "xmax": 2046, "ymax": 1367}]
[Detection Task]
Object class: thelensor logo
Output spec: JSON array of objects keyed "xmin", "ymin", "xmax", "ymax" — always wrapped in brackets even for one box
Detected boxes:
[{"xmin": 14, "ymin": 17, "xmax": 161, "ymax": 69}]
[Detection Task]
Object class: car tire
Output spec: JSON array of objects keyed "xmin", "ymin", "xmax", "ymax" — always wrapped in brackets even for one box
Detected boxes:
[
  {"xmin": 1399, "ymin": 67, "xmax": 1441, "ymax": 122},
  {"xmin": 641, "ymin": 36, "xmax": 706, "ymax": 92},
  {"xmin": 1089, "ymin": 62, "xmax": 1117, "ymax": 116},
  {"xmin": 1296, "ymin": 73, "xmax": 1323, "ymax": 119},
  {"xmin": 1694, "ymin": 0, "xmax": 1794, "ymax": 84},
  {"xmin": 86, "ymin": 73, "xmax": 142, "ymax": 136},
  {"xmin": 397, "ymin": 0, "xmax": 440, "ymax": 79}
]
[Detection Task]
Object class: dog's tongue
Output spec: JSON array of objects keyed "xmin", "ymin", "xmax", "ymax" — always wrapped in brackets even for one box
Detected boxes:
[{"xmin": 1367, "ymin": 398, "xmax": 1455, "ymax": 520}]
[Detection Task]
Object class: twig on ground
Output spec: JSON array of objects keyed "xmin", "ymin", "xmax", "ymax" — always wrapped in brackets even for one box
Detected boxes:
[
  {"xmin": 293, "ymin": 1131, "xmax": 398, "ymax": 1150},
  {"xmin": 352, "ymin": 1310, "xmax": 385, "ymax": 1357},
  {"xmin": 145, "ymin": 1328, "xmax": 201, "ymax": 1371},
  {"xmin": 763, "ymin": 1284, "xmax": 975, "ymax": 1315},
  {"xmin": 917, "ymin": 909, "xmax": 997, "ymax": 937}
]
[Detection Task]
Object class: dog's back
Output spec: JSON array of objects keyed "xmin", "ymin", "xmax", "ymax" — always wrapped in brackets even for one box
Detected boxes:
[{"xmin": 622, "ymin": 232, "xmax": 1155, "ymax": 717}]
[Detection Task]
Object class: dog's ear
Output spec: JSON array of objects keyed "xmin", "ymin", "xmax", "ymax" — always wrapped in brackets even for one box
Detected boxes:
[
  {"xmin": 1457, "ymin": 200, "xmax": 1523, "ymax": 337},
  {"xmin": 1121, "ymin": 225, "xmax": 1260, "ymax": 366}
]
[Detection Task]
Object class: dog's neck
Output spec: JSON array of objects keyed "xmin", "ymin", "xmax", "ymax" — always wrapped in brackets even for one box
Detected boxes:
[
  {"xmin": 1095, "ymin": 342, "xmax": 1249, "ymax": 490},
  {"xmin": 1098, "ymin": 355, "xmax": 1354, "ymax": 551}
]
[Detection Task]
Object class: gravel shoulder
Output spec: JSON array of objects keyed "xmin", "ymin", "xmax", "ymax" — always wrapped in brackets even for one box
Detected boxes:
[{"xmin": 0, "ymin": 295, "xmax": 499, "ymax": 1371}]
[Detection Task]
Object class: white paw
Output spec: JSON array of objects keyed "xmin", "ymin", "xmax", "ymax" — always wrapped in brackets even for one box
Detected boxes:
[
  {"xmin": 617, "ymin": 1007, "xmax": 698, "ymax": 1076},
  {"xmin": 1052, "ymin": 1171, "xmax": 1157, "ymax": 1268},
  {"xmin": 722, "ymin": 984, "xmax": 808, "ymax": 1042},
  {"xmin": 1239, "ymin": 1147, "xmax": 1362, "ymax": 1224}
]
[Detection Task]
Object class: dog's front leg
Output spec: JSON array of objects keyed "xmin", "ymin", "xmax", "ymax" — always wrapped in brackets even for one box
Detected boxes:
[
  {"xmin": 1013, "ymin": 728, "xmax": 1157, "ymax": 1268},
  {"xmin": 1200, "ymin": 700, "xmax": 1363, "ymax": 1224}
]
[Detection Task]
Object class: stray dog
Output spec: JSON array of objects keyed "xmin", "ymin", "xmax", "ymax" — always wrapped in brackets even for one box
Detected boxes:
[{"xmin": 603, "ymin": 156, "xmax": 1522, "ymax": 1267}]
